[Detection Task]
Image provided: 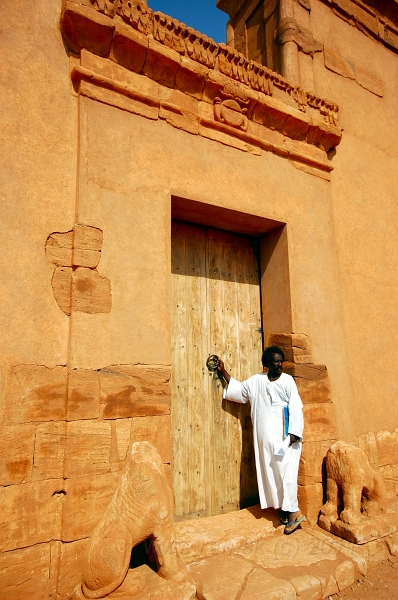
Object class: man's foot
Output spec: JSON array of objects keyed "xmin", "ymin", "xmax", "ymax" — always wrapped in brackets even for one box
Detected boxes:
[
  {"xmin": 279, "ymin": 509, "xmax": 289, "ymax": 525},
  {"xmin": 284, "ymin": 512, "xmax": 306, "ymax": 535}
]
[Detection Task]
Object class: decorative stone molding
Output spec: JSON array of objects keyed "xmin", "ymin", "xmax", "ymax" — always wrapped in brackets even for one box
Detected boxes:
[
  {"xmin": 61, "ymin": 1, "xmax": 342, "ymax": 178},
  {"xmin": 277, "ymin": 17, "xmax": 323, "ymax": 56}
]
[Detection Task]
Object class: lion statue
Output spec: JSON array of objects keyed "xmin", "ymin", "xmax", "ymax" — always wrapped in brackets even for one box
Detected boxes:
[
  {"xmin": 319, "ymin": 440, "xmax": 386, "ymax": 530},
  {"xmin": 72, "ymin": 441, "xmax": 195, "ymax": 599}
]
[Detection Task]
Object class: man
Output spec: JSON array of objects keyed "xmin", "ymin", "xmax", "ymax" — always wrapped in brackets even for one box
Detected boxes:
[{"xmin": 216, "ymin": 346, "xmax": 305, "ymax": 534}]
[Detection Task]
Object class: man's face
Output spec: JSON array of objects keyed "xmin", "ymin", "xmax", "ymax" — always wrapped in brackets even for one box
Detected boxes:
[{"xmin": 268, "ymin": 353, "xmax": 283, "ymax": 376}]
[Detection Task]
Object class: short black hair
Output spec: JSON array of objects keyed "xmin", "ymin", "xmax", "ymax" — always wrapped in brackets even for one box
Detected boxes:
[{"xmin": 262, "ymin": 346, "xmax": 285, "ymax": 367}]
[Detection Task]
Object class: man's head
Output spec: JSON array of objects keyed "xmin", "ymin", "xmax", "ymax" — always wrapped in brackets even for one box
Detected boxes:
[{"xmin": 262, "ymin": 346, "xmax": 285, "ymax": 377}]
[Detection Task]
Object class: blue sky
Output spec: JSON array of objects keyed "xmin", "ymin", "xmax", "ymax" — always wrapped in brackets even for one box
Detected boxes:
[{"xmin": 147, "ymin": 0, "xmax": 229, "ymax": 43}]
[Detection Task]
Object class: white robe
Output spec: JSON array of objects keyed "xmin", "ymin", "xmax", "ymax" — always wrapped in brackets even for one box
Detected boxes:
[{"xmin": 223, "ymin": 372, "xmax": 304, "ymax": 513}]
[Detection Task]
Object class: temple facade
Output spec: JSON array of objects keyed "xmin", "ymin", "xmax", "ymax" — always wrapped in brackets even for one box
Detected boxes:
[{"xmin": 1, "ymin": 0, "xmax": 398, "ymax": 596}]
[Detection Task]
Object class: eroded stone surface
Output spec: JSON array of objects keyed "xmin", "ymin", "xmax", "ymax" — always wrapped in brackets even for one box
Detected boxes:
[
  {"xmin": 240, "ymin": 568, "xmax": 296, "ymax": 600},
  {"xmin": 65, "ymin": 421, "xmax": 111, "ymax": 478},
  {"xmin": 33, "ymin": 421, "xmax": 66, "ymax": 480},
  {"xmin": 187, "ymin": 554, "xmax": 253, "ymax": 600},
  {"xmin": 67, "ymin": 369, "xmax": 100, "ymax": 421},
  {"xmin": 100, "ymin": 364, "xmax": 171, "ymax": 418},
  {"xmin": 0, "ymin": 544, "xmax": 51, "ymax": 600},
  {"xmin": 236, "ymin": 530, "xmax": 336, "ymax": 569},
  {"xmin": 4, "ymin": 365, "xmax": 68, "ymax": 424},
  {"xmin": 335, "ymin": 560, "xmax": 355, "ymax": 591},
  {"xmin": 130, "ymin": 415, "xmax": 171, "ymax": 463},
  {"xmin": 0, "ymin": 424, "xmax": 36, "ymax": 485},
  {"xmin": 174, "ymin": 505, "xmax": 276, "ymax": 564},
  {"xmin": 289, "ymin": 574, "xmax": 323, "ymax": 600},
  {"xmin": 0, "ymin": 479, "xmax": 64, "ymax": 552}
]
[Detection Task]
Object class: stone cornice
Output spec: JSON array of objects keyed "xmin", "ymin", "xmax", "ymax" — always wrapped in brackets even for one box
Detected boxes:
[{"xmin": 60, "ymin": 0, "xmax": 342, "ymax": 178}]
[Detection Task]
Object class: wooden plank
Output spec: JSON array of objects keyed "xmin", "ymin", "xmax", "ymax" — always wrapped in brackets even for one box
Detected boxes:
[
  {"xmin": 171, "ymin": 230, "xmax": 189, "ymax": 517},
  {"xmin": 185, "ymin": 227, "xmax": 207, "ymax": 515}
]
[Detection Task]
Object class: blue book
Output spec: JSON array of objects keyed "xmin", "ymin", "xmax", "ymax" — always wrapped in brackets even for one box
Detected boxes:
[{"xmin": 283, "ymin": 407, "xmax": 289, "ymax": 439}]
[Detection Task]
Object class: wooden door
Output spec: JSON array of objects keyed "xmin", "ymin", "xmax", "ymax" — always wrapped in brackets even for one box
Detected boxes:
[{"xmin": 171, "ymin": 221, "xmax": 263, "ymax": 519}]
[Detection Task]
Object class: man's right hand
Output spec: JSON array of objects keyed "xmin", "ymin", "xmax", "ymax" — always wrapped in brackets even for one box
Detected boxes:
[{"xmin": 216, "ymin": 358, "xmax": 231, "ymax": 383}]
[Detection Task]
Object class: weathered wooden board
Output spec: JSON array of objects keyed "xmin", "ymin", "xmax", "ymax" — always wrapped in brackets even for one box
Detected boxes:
[{"xmin": 171, "ymin": 221, "xmax": 262, "ymax": 518}]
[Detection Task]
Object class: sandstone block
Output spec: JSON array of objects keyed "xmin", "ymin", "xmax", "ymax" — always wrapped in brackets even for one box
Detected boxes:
[
  {"xmin": 237, "ymin": 530, "xmax": 336, "ymax": 568},
  {"xmin": 328, "ymin": 512, "xmax": 398, "ymax": 545},
  {"xmin": 110, "ymin": 418, "xmax": 132, "ymax": 466},
  {"xmin": 65, "ymin": 421, "xmax": 111, "ymax": 478},
  {"xmin": 282, "ymin": 109, "xmax": 310, "ymax": 141},
  {"xmin": 187, "ymin": 554, "xmax": 253, "ymax": 600},
  {"xmin": 357, "ymin": 431, "xmax": 378, "ymax": 467},
  {"xmin": 284, "ymin": 363, "xmax": 331, "ymax": 404},
  {"xmin": 174, "ymin": 505, "xmax": 274, "ymax": 564},
  {"xmin": 0, "ymin": 424, "xmax": 35, "ymax": 485},
  {"xmin": 289, "ymin": 574, "xmax": 322, "ymax": 599},
  {"xmin": 0, "ymin": 543, "xmax": 50, "ymax": 600},
  {"xmin": 356, "ymin": 3, "xmax": 378, "ymax": 36},
  {"xmin": 364, "ymin": 539, "xmax": 390, "ymax": 563},
  {"xmin": 58, "ymin": 539, "xmax": 89, "ymax": 600},
  {"xmin": 302, "ymin": 403, "xmax": 337, "ymax": 442},
  {"xmin": 377, "ymin": 464, "xmax": 395, "ymax": 499},
  {"xmin": 0, "ymin": 479, "xmax": 64, "ymax": 551},
  {"xmin": 45, "ymin": 231, "xmax": 73, "ymax": 266},
  {"xmin": 50, "ymin": 540, "xmax": 61, "ymax": 600},
  {"xmin": 3, "ymin": 365, "xmax": 67, "ymax": 424},
  {"xmin": 52, "ymin": 267, "xmax": 73, "ymax": 315},
  {"xmin": 240, "ymin": 568, "xmax": 296, "ymax": 600},
  {"xmin": 324, "ymin": 46, "xmax": 355, "ymax": 79},
  {"xmin": 144, "ymin": 38, "xmax": 181, "ymax": 88},
  {"xmin": 386, "ymin": 532, "xmax": 398, "ymax": 556},
  {"xmin": 175, "ymin": 57, "xmax": 208, "ymax": 100},
  {"xmin": 252, "ymin": 94, "xmax": 291, "ymax": 133},
  {"xmin": 67, "ymin": 369, "xmax": 100, "ymax": 421},
  {"xmin": 33, "ymin": 421, "xmax": 66, "ymax": 480},
  {"xmin": 335, "ymin": 560, "xmax": 355, "ymax": 591},
  {"xmin": 73, "ymin": 224, "xmax": 103, "ymax": 250},
  {"xmin": 269, "ymin": 333, "xmax": 313, "ymax": 363},
  {"xmin": 299, "ymin": 440, "xmax": 333, "ymax": 486},
  {"xmin": 317, "ymin": 123, "xmax": 342, "ymax": 152},
  {"xmin": 130, "ymin": 415, "xmax": 171, "ymax": 463},
  {"xmin": 298, "ymin": 483, "xmax": 323, "ymax": 523},
  {"xmin": 323, "ymin": 574, "xmax": 339, "ymax": 597},
  {"xmin": 72, "ymin": 267, "xmax": 112, "ymax": 314},
  {"xmin": 63, "ymin": 472, "xmax": 120, "ymax": 541},
  {"xmin": 100, "ymin": 364, "xmax": 171, "ymax": 419},
  {"xmin": 376, "ymin": 429, "xmax": 398, "ymax": 466},
  {"xmin": 61, "ymin": 1, "xmax": 115, "ymax": 57},
  {"xmin": 111, "ymin": 21, "xmax": 149, "ymax": 74},
  {"xmin": 355, "ymin": 65, "xmax": 383, "ymax": 97}
]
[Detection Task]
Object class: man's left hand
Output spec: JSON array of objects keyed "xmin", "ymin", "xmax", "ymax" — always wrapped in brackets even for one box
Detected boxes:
[{"xmin": 289, "ymin": 434, "xmax": 301, "ymax": 446}]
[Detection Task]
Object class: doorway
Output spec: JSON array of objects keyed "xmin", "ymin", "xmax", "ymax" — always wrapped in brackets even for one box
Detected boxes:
[{"xmin": 171, "ymin": 220, "xmax": 263, "ymax": 519}]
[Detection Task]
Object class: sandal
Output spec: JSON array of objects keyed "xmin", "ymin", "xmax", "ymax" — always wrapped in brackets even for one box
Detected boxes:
[
  {"xmin": 284, "ymin": 514, "xmax": 306, "ymax": 535},
  {"xmin": 279, "ymin": 510, "xmax": 289, "ymax": 525}
]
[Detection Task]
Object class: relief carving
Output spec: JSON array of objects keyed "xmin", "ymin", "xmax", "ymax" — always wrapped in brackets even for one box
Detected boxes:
[
  {"xmin": 117, "ymin": 0, "xmax": 152, "ymax": 34},
  {"xmin": 72, "ymin": 442, "xmax": 195, "ymax": 599},
  {"xmin": 213, "ymin": 83, "xmax": 250, "ymax": 131}
]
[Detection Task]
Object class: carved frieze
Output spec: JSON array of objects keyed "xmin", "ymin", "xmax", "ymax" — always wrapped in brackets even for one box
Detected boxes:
[{"xmin": 61, "ymin": 1, "xmax": 343, "ymax": 178}]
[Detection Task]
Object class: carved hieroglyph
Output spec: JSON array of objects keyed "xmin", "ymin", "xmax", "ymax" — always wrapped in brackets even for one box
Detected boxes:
[
  {"xmin": 72, "ymin": 441, "xmax": 195, "ymax": 599},
  {"xmin": 318, "ymin": 441, "xmax": 396, "ymax": 544}
]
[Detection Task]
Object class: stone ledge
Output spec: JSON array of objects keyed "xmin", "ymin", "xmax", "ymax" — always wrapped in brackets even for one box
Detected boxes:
[{"xmin": 61, "ymin": 1, "xmax": 342, "ymax": 178}]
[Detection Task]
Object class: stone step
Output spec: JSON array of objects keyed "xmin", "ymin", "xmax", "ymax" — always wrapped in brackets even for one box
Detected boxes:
[
  {"xmin": 174, "ymin": 505, "xmax": 279, "ymax": 564},
  {"xmin": 186, "ymin": 529, "xmax": 360, "ymax": 600}
]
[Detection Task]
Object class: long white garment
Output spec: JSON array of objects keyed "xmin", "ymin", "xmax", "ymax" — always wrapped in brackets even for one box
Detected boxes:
[{"xmin": 223, "ymin": 372, "xmax": 304, "ymax": 512}]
